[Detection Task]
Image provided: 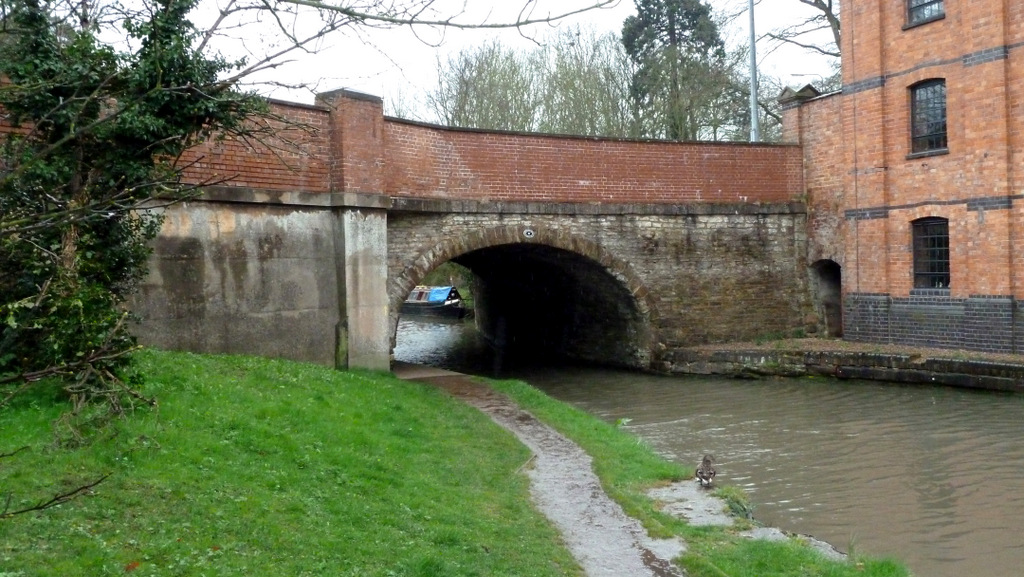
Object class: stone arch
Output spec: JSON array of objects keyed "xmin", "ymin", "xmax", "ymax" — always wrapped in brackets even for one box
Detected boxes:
[
  {"xmin": 810, "ymin": 259, "xmax": 843, "ymax": 337},
  {"xmin": 389, "ymin": 223, "xmax": 659, "ymax": 367}
]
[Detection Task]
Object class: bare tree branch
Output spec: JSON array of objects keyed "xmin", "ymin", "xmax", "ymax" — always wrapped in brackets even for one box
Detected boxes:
[
  {"xmin": 765, "ymin": 30, "xmax": 840, "ymax": 58},
  {"xmin": 0, "ymin": 473, "xmax": 110, "ymax": 520},
  {"xmin": 0, "ymin": 446, "xmax": 29, "ymax": 460},
  {"xmin": 274, "ymin": 0, "xmax": 618, "ymax": 30},
  {"xmin": 766, "ymin": 0, "xmax": 840, "ymax": 59}
]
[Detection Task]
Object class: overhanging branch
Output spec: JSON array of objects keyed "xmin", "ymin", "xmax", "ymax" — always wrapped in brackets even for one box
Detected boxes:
[{"xmin": 273, "ymin": 0, "xmax": 617, "ymax": 30}]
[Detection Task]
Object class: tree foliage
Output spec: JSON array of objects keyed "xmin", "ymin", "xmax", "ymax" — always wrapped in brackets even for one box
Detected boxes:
[
  {"xmin": 0, "ymin": 0, "xmax": 266, "ymax": 412},
  {"xmin": 621, "ymin": 0, "xmax": 740, "ymax": 141}
]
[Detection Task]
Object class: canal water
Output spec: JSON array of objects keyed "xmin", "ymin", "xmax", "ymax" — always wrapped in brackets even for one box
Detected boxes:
[{"xmin": 393, "ymin": 318, "xmax": 1024, "ymax": 577}]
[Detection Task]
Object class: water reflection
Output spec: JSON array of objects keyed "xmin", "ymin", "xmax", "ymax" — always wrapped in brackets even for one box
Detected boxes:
[
  {"xmin": 393, "ymin": 316, "xmax": 494, "ymax": 374},
  {"xmin": 394, "ymin": 317, "xmax": 1024, "ymax": 577}
]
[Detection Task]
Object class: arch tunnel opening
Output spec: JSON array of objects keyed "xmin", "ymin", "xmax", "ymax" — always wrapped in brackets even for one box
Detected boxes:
[
  {"xmin": 810, "ymin": 259, "xmax": 842, "ymax": 338},
  {"xmin": 395, "ymin": 242, "xmax": 652, "ymax": 374}
]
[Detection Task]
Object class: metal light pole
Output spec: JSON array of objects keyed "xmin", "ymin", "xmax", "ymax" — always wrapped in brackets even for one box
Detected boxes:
[{"xmin": 748, "ymin": 0, "xmax": 760, "ymax": 142}]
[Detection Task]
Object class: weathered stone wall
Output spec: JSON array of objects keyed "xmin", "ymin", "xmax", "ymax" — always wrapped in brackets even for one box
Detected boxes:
[
  {"xmin": 386, "ymin": 200, "xmax": 812, "ymax": 368},
  {"xmin": 667, "ymin": 347, "xmax": 1024, "ymax": 393},
  {"xmin": 132, "ymin": 193, "xmax": 341, "ymax": 365},
  {"xmin": 131, "ymin": 189, "xmax": 391, "ymax": 370}
]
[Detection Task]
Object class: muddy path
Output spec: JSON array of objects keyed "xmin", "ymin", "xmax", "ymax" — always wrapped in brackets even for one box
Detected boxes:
[
  {"xmin": 395, "ymin": 363, "xmax": 847, "ymax": 576},
  {"xmin": 397, "ymin": 364, "xmax": 686, "ymax": 576}
]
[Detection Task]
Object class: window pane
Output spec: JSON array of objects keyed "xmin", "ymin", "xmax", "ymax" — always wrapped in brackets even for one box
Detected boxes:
[
  {"xmin": 913, "ymin": 218, "xmax": 950, "ymax": 288},
  {"xmin": 911, "ymin": 80, "xmax": 947, "ymax": 153},
  {"xmin": 909, "ymin": 0, "xmax": 944, "ymax": 24}
]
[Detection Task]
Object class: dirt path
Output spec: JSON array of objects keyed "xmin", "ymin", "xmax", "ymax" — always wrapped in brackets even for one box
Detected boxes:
[
  {"xmin": 396, "ymin": 364, "xmax": 685, "ymax": 576},
  {"xmin": 394, "ymin": 364, "xmax": 843, "ymax": 576}
]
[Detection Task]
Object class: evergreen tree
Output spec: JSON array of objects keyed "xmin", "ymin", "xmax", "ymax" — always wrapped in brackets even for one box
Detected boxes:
[
  {"xmin": 621, "ymin": 0, "xmax": 736, "ymax": 140},
  {"xmin": 0, "ymin": 0, "xmax": 265, "ymax": 412}
]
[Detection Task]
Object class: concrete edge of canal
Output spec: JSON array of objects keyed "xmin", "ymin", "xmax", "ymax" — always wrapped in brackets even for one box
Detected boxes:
[{"xmin": 659, "ymin": 338, "xmax": 1024, "ymax": 393}]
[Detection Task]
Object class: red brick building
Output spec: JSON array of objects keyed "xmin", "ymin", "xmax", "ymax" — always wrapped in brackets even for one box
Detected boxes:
[{"xmin": 784, "ymin": 0, "xmax": 1024, "ymax": 352}]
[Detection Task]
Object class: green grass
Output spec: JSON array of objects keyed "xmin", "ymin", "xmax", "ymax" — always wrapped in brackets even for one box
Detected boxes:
[
  {"xmin": 1, "ymin": 351, "xmax": 912, "ymax": 577},
  {"xmin": 714, "ymin": 485, "xmax": 754, "ymax": 521},
  {"xmin": 0, "ymin": 351, "xmax": 578, "ymax": 576},
  {"xmin": 680, "ymin": 539, "xmax": 909, "ymax": 577},
  {"xmin": 486, "ymin": 378, "xmax": 911, "ymax": 577}
]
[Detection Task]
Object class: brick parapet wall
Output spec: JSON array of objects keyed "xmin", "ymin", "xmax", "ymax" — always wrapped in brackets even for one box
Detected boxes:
[
  {"xmin": 1, "ymin": 98, "xmax": 333, "ymax": 193},
  {"xmin": 5, "ymin": 90, "xmax": 804, "ymax": 206},
  {"xmin": 180, "ymin": 100, "xmax": 331, "ymax": 193},
  {"xmin": 382, "ymin": 118, "xmax": 803, "ymax": 205},
  {"xmin": 316, "ymin": 89, "xmax": 386, "ymax": 194}
]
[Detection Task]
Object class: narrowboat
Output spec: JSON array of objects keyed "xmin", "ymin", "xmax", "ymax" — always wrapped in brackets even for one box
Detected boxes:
[{"xmin": 400, "ymin": 286, "xmax": 468, "ymax": 319}]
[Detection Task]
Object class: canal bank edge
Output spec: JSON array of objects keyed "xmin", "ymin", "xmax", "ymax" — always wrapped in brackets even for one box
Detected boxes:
[
  {"xmin": 660, "ymin": 339, "xmax": 1024, "ymax": 393},
  {"xmin": 394, "ymin": 362, "xmax": 852, "ymax": 575}
]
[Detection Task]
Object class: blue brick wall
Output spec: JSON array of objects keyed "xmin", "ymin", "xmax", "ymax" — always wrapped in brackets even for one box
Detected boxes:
[{"xmin": 844, "ymin": 292, "xmax": 1018, "ymax": 353}]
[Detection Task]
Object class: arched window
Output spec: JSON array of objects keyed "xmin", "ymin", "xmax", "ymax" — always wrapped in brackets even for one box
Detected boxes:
[
  {"xmin": 912, "ymin": 217, "xmax": 950, "ymax": 289},
  {"xmin": 910, "ymin": 80, "xmax": 947, "ymax": 154}
]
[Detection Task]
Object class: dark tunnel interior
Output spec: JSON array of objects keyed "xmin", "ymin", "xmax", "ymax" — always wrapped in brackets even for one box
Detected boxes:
[{"xmin": 447, "ymin": 243, "xmax": 651, "ymax": 370}]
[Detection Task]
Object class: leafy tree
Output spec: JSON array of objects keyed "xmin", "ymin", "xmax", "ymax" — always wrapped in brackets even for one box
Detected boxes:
[
  {"xmin": 621, "ymin": 0, "xmax": 736, "ymax": 140},
  {"xmin": 0, "ymin": 0, "xmax": 267, "ymax": 412}
]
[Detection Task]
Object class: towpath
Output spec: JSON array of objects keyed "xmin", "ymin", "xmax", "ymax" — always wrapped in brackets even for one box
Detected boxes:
[{"xmin": 395, "ymin": 363, "xmax": 845, "ymax": 576}]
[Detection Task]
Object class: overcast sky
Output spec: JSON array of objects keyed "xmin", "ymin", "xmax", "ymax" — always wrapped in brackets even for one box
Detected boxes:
[{"xmin": 236, "ymin": 0, "xmax": 835, "ymax": 116}]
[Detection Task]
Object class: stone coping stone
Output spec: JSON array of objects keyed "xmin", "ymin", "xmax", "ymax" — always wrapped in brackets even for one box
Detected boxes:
[{"xmin": 665, "ymin": 348, "xmax": 1024, "ymax": 394}]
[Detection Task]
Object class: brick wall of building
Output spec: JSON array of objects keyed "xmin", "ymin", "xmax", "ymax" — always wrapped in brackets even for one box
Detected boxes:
[
  {"xmin": 791, "ymin": 0, "xmax": 1024, "ymax": 353},
  {"xmin": 782, "ymin": 94, "xmax": 844, "ymax": 265}
]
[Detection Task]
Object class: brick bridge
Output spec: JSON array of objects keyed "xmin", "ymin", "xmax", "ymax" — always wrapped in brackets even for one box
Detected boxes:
[{"xmin": 134, "ymin": 90, "xmax": 827, "ymax": 372}]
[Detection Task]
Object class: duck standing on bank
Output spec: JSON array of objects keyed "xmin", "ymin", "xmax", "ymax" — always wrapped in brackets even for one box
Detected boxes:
[{"xmin": 696, "ymin": 454, "xmax": 716, "ymax": 488}]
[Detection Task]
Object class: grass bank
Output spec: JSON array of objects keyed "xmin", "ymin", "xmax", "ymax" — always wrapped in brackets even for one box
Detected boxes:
[
  {"xmin": 1, "ymin": 350, "xmax": 910, "ymax": 576},
  {"xmin": 1, "ymin": 351, "xmax": 577, "ymax": 576}
]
